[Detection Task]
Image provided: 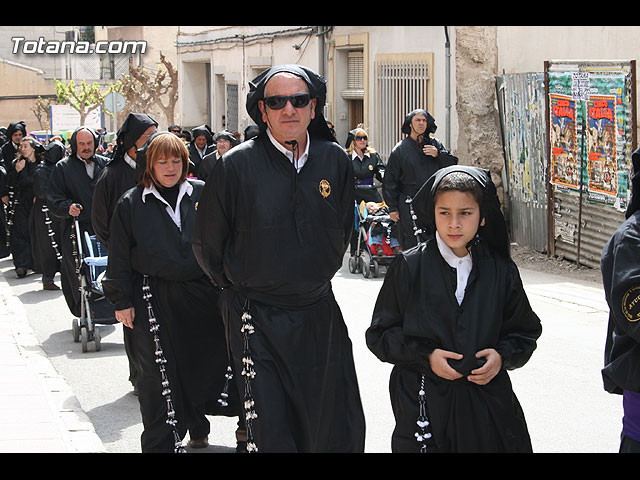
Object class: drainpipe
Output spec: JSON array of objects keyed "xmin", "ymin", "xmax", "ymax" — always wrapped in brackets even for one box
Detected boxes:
[{"xmin": 444, "ymin": 26, "xmax": 451, "ymax": 148}]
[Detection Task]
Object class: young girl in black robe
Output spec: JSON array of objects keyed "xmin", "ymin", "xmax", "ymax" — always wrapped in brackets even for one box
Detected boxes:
[
  {"xmin": 366, "ymin": 165, "xmax": 542, "ymax": 453},
  {"xmin": 103, "ymin": 132, "xmax": 240, "ymax": 453}
]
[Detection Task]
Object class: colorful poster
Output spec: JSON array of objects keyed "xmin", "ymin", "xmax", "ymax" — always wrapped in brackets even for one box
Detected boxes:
[
  {"xmin": 549, "ymin": 94, "xmax": 579, "ymax": 189},
  {"xmin": 586, "ymin": 95, "xmax": 618, "ymax": 197}
]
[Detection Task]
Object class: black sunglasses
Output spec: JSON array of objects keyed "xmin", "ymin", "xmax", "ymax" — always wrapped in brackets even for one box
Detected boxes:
[
  {"xmin": 355, "ymin": 136, "xmax": 368, "ymax": 141},
  {"xmin": 263, "ymin": 93, "xmax": 311, "ymax": 110}
]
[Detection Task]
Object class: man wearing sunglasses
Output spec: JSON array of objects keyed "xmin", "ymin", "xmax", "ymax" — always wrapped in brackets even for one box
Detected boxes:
[{"xmin": 193, "ymin": 64, "xmax": 365, "ymax": 453}]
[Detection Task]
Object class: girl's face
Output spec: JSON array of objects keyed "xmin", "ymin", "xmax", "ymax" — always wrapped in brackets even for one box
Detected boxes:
[
  {"xmin": 19, "ymin": 140, "xmax": 34, "ymax": 160},
  {"xmin": 152, "ymin": 156, "xmax": 182, "ymax": 188},
  {"xmin": 434, "ymin": 190, "xmax": 485, "ymax": 257}
]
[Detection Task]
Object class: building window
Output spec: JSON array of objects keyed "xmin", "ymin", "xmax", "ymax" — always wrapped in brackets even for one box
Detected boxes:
[{"xmin": 375, "ymin": 54, "xmax": 432, "ymax": 161}]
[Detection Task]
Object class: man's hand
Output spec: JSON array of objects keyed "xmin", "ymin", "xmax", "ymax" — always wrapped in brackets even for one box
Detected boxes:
[
  {"xmin": 389, "ymin": 211, "xmax": 400, "ymax": 222},
  {"xmin": 69, "ymin": 203, "xmax": 83, "ymax": 217},
  {"xmin": 115, "ymin": 307, "xmax": 135, "ymax": 329},
  {"xmin": 423, "ymin": 145, "xmax": 438, "ymax": 157}
]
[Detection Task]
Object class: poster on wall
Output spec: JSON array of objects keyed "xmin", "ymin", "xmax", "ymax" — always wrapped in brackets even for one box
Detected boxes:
[
  {"xmin": 586, "ymin": 95, "xmax": 618, "ymax": 197},
  {"xmin": 549, "ymin": 94, "xmax": 579, "ymax": 189}
]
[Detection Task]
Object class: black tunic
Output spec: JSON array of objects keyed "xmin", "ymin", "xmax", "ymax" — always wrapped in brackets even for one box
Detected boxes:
[
  {"xmin": 192, "ymin": 135, "xmax": 366, "ymax": 452},
  {"xmin": 30, "ymin": 153, "xmax": 62, "ymax": 281},
  {"xmin": 366, "ymin": 239, "xmax": 542, "ymax": 452},
  {"xmin": 601, "ymin": 210, "xmax": 640, "ymax": 395},
  {"xmin": 382, "ymin": 136, "xmax": 457, "ymax": 249},
  {"xmin": 103, "ymin": 179, "xmax": 238, "ymax": 452},
  {"xmin": 352, "ymin": 150, "xmax": 384, "ymax": 204},
  {"xmin": 91, "ymin": 155, "xmax": 139, "ymax": 247},
  {"xmin": 6, "ymin": 158, "xmax": 37, "ymax": 269},
  {"xmin": 47, "ymin": 154, "xmax": 107, "ymax": 316}
]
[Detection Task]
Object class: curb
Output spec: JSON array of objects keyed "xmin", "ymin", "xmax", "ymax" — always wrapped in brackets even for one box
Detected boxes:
[{"xmin": 0, "ymin": 273, "xmax": 106, "ymax": 453}]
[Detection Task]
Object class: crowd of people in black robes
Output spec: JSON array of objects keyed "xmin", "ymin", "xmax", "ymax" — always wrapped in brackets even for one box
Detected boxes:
[{"xmin": 0, "ymin": 62, "xmax": 557, "ymax": 454}]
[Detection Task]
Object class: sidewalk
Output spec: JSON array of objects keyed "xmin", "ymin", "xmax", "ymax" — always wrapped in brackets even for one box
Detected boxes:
[{"xmin": 0, "ymin": 274, "xmax": 105, "ymax": 453}]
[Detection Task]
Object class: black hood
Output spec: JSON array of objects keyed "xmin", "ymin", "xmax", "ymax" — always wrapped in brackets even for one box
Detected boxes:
[
  {"xmin": 214, "ymin": 130, "xmax": 240, "ymax": 147},
  {"xmin": 412, "ymin": 165, "xmax": 510, "ymax": 259},
  {"xmin": 245, "ymin": 64, "xmax": 336, "ymax": 143},
  {"xmin": 6, "ymin": 121, "xmax": 27, "ymax": 139},
  {"xmin": 69, "ymin": 126, "xmax": 100, "ymax": 156},
  {"xmin": 44, "ymin": 139, "xmax": 66, "ymax": 165},
  {"xmin": 113, "ymin": 113, "xmax": 158, "ymax": 160},
  {"xmin": 191, "ymin": 125, "xmax": 214, "ymax": 146},
  {"xmin": 401, "ymin": 109, "xmax": 437, "ymax": 136}
]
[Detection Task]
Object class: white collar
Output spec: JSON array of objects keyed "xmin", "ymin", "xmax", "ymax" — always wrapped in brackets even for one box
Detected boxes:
[
  {"xmin": 266, "ymin": 129, "xmax": 310, "ymax": 173},
  {"xmin": 123, "ymin": 153, "xmax": 137, "ymax": 169},
  {"xmin": 436, "ymin": 231, "xmax": 473, "ymax": 305},
  {"xmin": 351, "ymin": 150, "xmax": 370, "ymax": 161},
  {"xmin": 142, "ymin": 181, "xmax": 193, "ymax": 229}
]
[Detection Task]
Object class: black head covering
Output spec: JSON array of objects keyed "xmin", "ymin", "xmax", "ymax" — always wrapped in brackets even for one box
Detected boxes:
[
  {"xmin": 114, "ymin": 113, "xmax": 158, "ymax": 160},
  {"xmin": 69, "ymin": 126, "xmax": 100, "ymax": 156},
  {"xmin": 245, "ymin": 64, "xmax": 336, "ymax": 143},
  {"xmin": 44, "ymin": 139, "xmax": 66, "ymax": 165},
  {"xmin": 412, "ymin": 165, "xmax": 510, "ymax": 259},
  {"xmin": 244, "ymin": 125, "xmax": 259, "ymax": 141},
  {"xmin": 133, "ymin": 131, "xmax": 174, "ymax": 182},
  {"xmin": 401, "ymin": 109, "xmax": 437, "ymax": 136},
  {"xmin": 625, "ymin": 146, "xmax": 640, "ymax": 219},
  {"xmin": 214, "ymin": 130, "xmax": 240, "ymax": 147},
  {"xmin": 191, "ymin": 125, "xmax": 214, "ymax": 145},
  {"xmin": 6, "ymin": 121, "xmax": 27, "ymax": 140}
]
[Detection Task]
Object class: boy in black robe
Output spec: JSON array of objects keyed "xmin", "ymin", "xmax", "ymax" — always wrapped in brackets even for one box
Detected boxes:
[
  {"xmin": 382, "ymin": 109, "xmax": 457, "ymax": 250},
  {"xmin": 366, "ymin": 165, "xmax": 542, "ymax": 452},
  {"xmin": 193, "ymin": 64, "xmax": 366, "ymax": 453}
]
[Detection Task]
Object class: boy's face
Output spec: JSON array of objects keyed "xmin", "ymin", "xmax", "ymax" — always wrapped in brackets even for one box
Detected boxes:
[{"xmin": 434, "ymin": 190, "xmax": 485, "ymax": 257}]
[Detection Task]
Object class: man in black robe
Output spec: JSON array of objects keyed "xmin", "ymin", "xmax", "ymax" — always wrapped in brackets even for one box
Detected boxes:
[
  {"xmin": 193, "ymin": 64, "xmax": 366, "ymax": 453},
  {"xmin": 188, "ymin": 125, "xmax": 215, "ymax": 178},
  {"xmin": 30, "ymin": 140, "xmax": 65, "ymax": 290},
  {"xmin": 601, "ymin": 146, "xmax": 640, "ymax": 452},
  {"xmin": 92, "ymin": 113, "xmax": 158, "ymax": 247},
  {"xmin": 1, "ymin": 121, "xmax": 27, "ymax": 257},
  {"xmin": 382, "ymin": 109, "xmax": 457, "ymax": 250},
  {"xmin": 92, "ymin": 113, "xmax": 157, "ymax": 394},
  {"xmin": 198, "ymin": 130, "xmax": 239, "ymax": 183},
  {"xmin": 47, "ymin": 127, "xmax": 107, "ymax": 317}
]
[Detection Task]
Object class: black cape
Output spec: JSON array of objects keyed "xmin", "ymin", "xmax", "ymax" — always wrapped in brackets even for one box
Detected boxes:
[
  {"xmin": 366, "ymin": 239, "xmax": 542, "ymax": 452},
  {"xmin": 192, "ymin": 134, "xmax": 366, "ymax": 452},
  {"xmin": 103, "ymin": 179, "xmax": 239, "ymax": 451},
  {"xmin": 47, "ymin": 153, "xmax": 107, "ymax": 316},
  {"xmin": 30, "ymin": 141, "xmax": 65, "ymax": 280},
  {"xmin": 7, "ymin": 157, "xmax": 37, "ymax": 269},
  {"xmin": 382, "ymin": 135, "xmax": 457, "ymax": 250}
]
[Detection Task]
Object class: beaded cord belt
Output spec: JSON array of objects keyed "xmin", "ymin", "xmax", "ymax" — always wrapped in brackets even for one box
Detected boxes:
[
  {"xmin": 415, "ymin": 374, "xmax": 433, "ymax": 452},
  {"xmin": 240, "ymin": 299, "xmax": 258, "ymax": 452},
  {"xmin": 142, "ymin": 275, "xmax": 187, "ymax": 453},
  {"xmin": 42, "ymin": 204, "xmax": 62, "ymax": 260}
]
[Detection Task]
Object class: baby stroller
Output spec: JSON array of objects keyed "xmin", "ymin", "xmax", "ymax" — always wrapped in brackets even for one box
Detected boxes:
[
  {"xmin": 348, "ymin": 198, "xmax": 400, "ymax": 279},
  {"xmin": 70, "ymin": 217, "xmax": 117, "ymax": 352}
]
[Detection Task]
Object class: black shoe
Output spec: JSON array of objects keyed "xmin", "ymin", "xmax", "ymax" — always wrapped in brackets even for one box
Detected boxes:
[
  {"xmin": 235, "ymin": 441, "xmax": 248, "ymax": 453},
  {"xmin": 15, "ymin": 267, "xmax": 27, "ymax": 278}
]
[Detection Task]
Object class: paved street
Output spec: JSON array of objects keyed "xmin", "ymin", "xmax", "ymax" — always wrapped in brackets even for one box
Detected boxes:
[{"xmin": 0, "ymin": 252, "xmax": 624, "ymax": 453}]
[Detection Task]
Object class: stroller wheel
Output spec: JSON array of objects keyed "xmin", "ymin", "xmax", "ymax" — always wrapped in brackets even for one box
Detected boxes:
[
  {"xmin": 81, "ymin": 327, "xmax": 89, "ymax": 353},
  {"xmin": 348, "ymin": 255, "xmax": 358, "ymax": 274},
  {"xmin": 72, "ymin": 318, "xmax": 80, "ymax": 343},
  {"xmin": 372, "ymin": 259, "xmax": 380, "ymax": 278}
]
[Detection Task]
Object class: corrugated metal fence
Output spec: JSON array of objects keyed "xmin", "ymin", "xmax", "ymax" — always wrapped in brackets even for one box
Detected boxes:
[{"xmin": 497, "ymin": 61, "xmax": 636, "ymax": 269}]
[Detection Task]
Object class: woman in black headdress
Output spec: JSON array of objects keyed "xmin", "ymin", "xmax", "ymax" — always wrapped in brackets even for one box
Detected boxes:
[
  {"xmin": 7, "ymin": 136, "xmax": 44, "ymax": 278},
  {"xmin": 29, "ymin": 139, "xmax": 66, "ymax": 289},
  {"xmin": 103, "ymin": 132, "xmax": 240, "ymax": 453},
  {"xmin": 366, "ymin": 165, "xmax": 542, "ymax": 452}
]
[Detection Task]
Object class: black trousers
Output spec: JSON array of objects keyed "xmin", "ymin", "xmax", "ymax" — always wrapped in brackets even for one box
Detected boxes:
[{"xmin": 620, "ymin": 434, "xmax": 640, "ymax": 453}]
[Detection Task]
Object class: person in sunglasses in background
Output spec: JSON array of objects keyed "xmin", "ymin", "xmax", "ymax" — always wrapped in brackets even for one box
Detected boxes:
[{"xmin": 193, "ymin": 64, "xmax": 366, "ymax": 453}]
